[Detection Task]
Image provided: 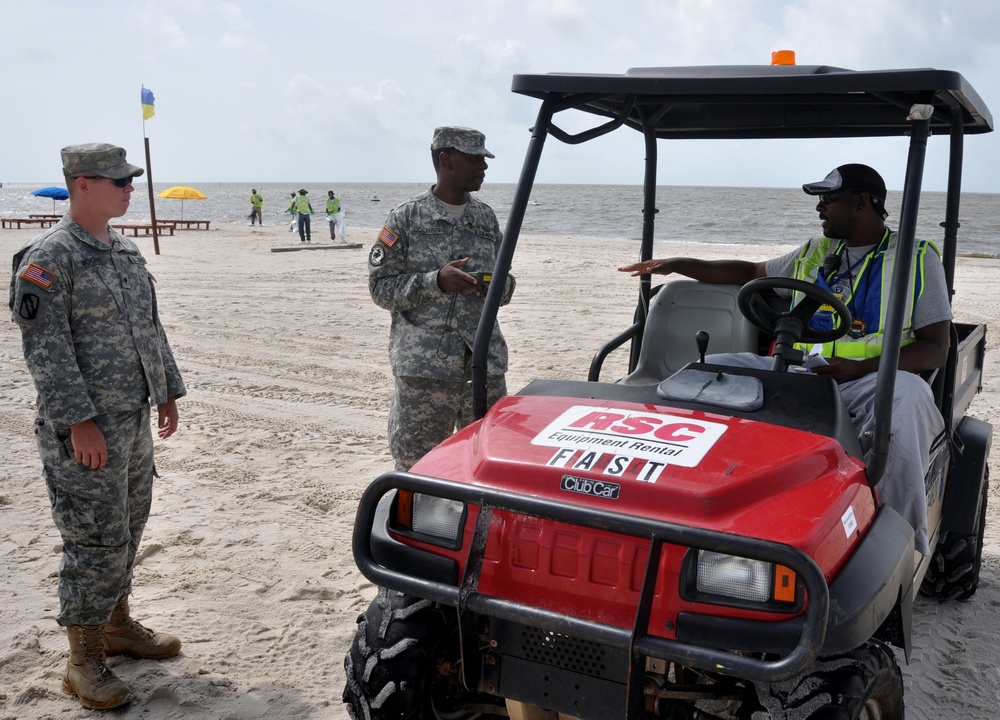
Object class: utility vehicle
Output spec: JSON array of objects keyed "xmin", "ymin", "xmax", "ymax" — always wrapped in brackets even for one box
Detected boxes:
[{"xmin": 344, "ymin": 63, "xmax": 993, "ymax": 719}]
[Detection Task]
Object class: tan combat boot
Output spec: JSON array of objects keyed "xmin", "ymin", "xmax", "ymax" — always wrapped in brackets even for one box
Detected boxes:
[
  {"xmin": 63, "ymin": 624, "xmax": 131, "ymax": 710},
  {"xmin": 103, "ymin": 598, "xmax": 182, "ymax": 660}
]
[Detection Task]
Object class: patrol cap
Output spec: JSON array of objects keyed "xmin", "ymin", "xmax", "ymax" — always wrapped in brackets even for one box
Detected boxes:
[
  {"xmin": 62, "ymin": 143, "xmax": 144, "ymax": 179},
  {"xmin": 431, "ymin": 126, "xmax": 495, "ymax": 158},
  {"xmin": 802, "ymin": 164, "xmax": 886, "ymax": 200}
]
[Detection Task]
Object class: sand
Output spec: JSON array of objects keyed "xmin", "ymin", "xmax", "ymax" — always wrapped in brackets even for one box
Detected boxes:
[{"xmin": 1, "ymin": 223, "xmax": 998, "ymax": 719}]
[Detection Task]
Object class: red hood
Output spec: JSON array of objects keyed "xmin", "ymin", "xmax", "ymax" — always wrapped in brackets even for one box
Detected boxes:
[{"xmin": 412, "ymin": 392, "xmax": 871, "ymax": 546}]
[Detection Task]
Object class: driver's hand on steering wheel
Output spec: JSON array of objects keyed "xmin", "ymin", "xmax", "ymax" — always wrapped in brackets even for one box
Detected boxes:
[{"xmin": 811, "ymin": 357, "xmax": 870, "ymax": 384}]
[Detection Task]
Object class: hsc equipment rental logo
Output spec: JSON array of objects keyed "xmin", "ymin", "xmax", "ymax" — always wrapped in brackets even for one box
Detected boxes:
[{"xmin": 532, "ymin": 405, "xmax": 727, "ymax": 483}]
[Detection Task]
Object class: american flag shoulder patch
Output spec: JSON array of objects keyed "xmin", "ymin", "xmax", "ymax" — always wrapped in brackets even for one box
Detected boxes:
[
  {"xmin": 22, "ymin": 263, "xmax": 55, "ymax": 289},
  {"xmin": 378, "ymin": 226, "xmax": 398, "ymax": 247}
]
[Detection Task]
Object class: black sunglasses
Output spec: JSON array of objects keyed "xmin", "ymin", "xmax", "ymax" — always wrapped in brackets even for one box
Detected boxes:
[
  {"xmin": 74, "ymin": 175, "xmax": 135, "ymax": 188},
  {"xmin": 817, "ymin": 190, "xmax": 855, "ymax": 205}
]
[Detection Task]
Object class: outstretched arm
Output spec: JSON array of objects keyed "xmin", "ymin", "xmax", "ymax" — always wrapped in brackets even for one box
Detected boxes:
[{"xmin": 618, "ymin": 257, "xmax": 765, "ymax": 285}]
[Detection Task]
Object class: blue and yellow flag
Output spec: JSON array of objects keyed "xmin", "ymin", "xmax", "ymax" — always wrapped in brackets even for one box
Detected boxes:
[{"xmin": 141, "ymin": 87, "xmax": 155, "ymax": 120}]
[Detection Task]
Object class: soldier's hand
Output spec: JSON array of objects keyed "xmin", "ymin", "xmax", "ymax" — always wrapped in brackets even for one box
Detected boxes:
[
  {"xmin": 70, "ymin": 419, "xmax": 108, "ymax": 470},
  {"xmin": 437, "ymin": 257, "xmax": 477, "ymax": 293},
  {"xmin": 157, "ymin": 398, "xmax": 180, "ymax": 439}
]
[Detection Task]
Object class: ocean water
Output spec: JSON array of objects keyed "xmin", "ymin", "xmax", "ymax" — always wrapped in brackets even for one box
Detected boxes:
[{"xmin": 1, "ymin": 182, "xmax": 996, "ymax": 256}]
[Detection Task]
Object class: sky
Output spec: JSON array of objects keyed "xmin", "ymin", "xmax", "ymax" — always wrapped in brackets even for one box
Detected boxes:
[{"xmin": 2, "ymin": 0, "xmax": 999, "ymax": 193}]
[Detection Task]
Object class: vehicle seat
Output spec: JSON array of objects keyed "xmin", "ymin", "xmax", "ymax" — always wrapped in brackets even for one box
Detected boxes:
[{"xmin": 620, "ymin": 280, "xmax": 759, "ymax": 385}]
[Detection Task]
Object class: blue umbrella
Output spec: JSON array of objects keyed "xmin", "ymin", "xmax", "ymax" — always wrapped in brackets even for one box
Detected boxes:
[{"xmin": 31, "ymin": 186, "xmax": 69, "ymax": 211}]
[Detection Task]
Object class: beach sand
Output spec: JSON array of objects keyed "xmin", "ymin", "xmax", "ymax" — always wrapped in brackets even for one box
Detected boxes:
[{"xmin": 1, "ymin": 223, "xmax": 998, "ymax": 719}]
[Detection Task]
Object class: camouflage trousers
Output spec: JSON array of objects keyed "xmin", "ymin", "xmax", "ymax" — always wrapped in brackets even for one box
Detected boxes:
[
  {"xmin": 388, "ymin": 375, "xmax": 508, "ymax": 471},
  {"xmin": 35, "ymin": 406, "xmax": 155, "ymax": 627}
]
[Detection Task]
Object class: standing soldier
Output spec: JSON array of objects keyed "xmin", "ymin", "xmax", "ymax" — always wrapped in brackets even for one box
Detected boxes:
[
  {"xmin": 10, "ymin": 143, "xmax": 186, "ymax": 710},
  {"xmin": 369, "ymin": 126, "xmax": 515, "ymax": 470}
]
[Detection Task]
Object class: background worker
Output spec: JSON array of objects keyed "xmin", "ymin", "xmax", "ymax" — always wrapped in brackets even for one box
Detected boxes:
[
  {"xmin": 295, "ymin": 188, "xmax": 314, "ymax": 243},
  {"xmin": 325, "ymin": 190, "xmax": 344, "ymax": 242},
  {"xmin": 249, "ymin": 188, "xmax": 263, "ymax": 225},
  {"xmin": 287, "ymin": 192, "xmax": 297, "ymax": 232},
  {"xmin": 9, "ymin": 143, "xmax": 187, "ymax": 710},
  {"xmin": 369, "ymin": 126, "xmax": 515, "ymax": 470}
]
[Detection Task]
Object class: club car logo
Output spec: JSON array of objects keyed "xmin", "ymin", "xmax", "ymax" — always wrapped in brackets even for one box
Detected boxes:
[
  {"xmin": 533, "ymin": 405, "xmax": 727, "ymax": 483},
  {"xmin": 560, "ymin": 474, "xmax": 621, "ymax": 500}
]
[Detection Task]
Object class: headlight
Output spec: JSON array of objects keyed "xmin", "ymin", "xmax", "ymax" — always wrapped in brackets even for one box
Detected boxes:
[
  {"xmin": 694, "ymin": 550, "xmax": 797, "ymax": 606},
  {"xmin": 400, "ymin": 492, "xmax": 465, "ymax": 542},
  {"xmin": 696, "ymin": 551, "xmax": 772, "ymax": 602}
]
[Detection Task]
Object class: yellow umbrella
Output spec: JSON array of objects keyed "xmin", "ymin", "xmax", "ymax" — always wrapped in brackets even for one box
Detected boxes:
[{"xmin": 158, "ymin": 185, "xmax": 207, "ymax": 220}]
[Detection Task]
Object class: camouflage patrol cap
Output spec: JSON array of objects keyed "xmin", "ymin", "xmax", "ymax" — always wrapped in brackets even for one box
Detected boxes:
[
  {"xmin": 61, "ymin": 143, "xmax": 144, "ymax": 179},
  {"xmin": 431, "ymin": 126, "xmax": 495, "ymax": 158}
]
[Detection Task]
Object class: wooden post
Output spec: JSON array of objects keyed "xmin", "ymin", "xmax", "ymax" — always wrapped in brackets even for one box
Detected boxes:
[{"xmin": 144, "ymin": 136, "xmax": 160, "ymax": 255}]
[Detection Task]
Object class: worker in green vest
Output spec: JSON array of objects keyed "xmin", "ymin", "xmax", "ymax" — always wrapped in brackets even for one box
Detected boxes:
[
  {"xmin": 619, "ymin": 163, "xmax": 950, "ymax": 556},
  {"xmin": 294, "ymin": 189, "xmax": 314, "ymax": 243},
  {"xmin": 326, "ymin": 191, "xmax": 345, "ymax": 242},
  {"xmin": 249, "ymin": 189, "xmax": 263, "ymax": 226}
]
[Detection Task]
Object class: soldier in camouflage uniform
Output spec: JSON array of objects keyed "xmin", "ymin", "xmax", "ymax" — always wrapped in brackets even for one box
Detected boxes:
[
  {"xmin": 369, "ymin": 127, "xmax": 515, "ymax": 471},
  {"xmin": 9, "ymin": 143, "xmax": 187, "ymax": 710}
]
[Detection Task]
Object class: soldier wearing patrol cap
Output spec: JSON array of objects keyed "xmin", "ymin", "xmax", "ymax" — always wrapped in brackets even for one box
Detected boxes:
[
  {"xmin": 369, "ymin": 126, "xmax": 515, "ymax": 470},
  {"xmin": 9, "ymin": 142, "xmax": 186, "ymax": 710}
]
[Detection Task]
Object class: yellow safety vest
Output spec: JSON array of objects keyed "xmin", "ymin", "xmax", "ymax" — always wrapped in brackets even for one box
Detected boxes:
[{"xmin": 790, "ymin": 230, "xmax": 938, "ymax": 359}]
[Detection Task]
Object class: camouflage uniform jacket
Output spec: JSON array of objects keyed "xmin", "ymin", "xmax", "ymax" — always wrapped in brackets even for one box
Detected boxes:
[
  {"xmin": 369, "ymin": 188, "xmax": 515, "ymax": 381},
  {"xmin": 9, "ymin": 216, "xmax": 186, "ymax": 431}
]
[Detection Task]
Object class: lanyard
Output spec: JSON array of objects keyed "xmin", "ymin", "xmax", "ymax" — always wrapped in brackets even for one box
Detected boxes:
[{"xmin": 827, "ymin": 241, "xmax": 871, "ymax": 286}]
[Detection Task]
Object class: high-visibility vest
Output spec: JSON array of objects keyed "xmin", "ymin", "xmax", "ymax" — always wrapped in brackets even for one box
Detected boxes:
[
  {"xmin": 251, "ymin": 193, "xmax": 263, "ymax": 208},
  {"xmin": 295, "ymin": 195, "xmax": 311, "ymax": 213},
  {"xmin": 326, "ymin": 196, "xmax": 341, "ymax": 214},
  {"xmin": 790, "ymin": 229, "xmax": 938, "ymax": 359}
]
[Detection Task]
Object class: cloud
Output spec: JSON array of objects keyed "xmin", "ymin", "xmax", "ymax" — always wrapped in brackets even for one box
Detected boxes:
[{"xmin": 0, "ymin": 0, "xmax": 996, "ymax": 190}]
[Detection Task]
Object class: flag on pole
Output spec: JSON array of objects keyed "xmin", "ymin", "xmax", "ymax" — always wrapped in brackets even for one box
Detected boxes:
[{"xmin": 141, "ymin": 87, "xmax": 155, "ymax": 120}]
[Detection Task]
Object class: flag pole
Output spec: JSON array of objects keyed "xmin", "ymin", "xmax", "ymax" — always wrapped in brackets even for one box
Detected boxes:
[
  {"xmin": 141, "ymin": 85, "xmax": 160, "ymax": 255},
  {"xmin": 144, "ymin": 137, "xmax": 160, "ymax": 255}
]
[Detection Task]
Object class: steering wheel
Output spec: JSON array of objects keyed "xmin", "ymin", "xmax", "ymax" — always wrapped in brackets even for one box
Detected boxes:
[{"xmin": 737, "ymin": 277, "xmax": 852, "ymax": 344}]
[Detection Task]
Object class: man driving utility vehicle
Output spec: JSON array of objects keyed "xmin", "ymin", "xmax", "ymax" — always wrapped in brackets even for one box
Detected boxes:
[{"xmin": 619, "ymin": 164, "xmax": 951, "ymax": 554}]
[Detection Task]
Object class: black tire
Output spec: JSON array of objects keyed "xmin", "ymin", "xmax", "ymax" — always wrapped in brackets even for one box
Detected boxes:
[
  {"xmin": 342, "ymin": 587, "xmax": 505, "ymax": 720},
  {"xmin": 920, "ymin": 469, "xmax": 989, "ymax": 601},
  {"xmin": 751, "ymin": 640, "xmax": 903, "ymax": 719}
]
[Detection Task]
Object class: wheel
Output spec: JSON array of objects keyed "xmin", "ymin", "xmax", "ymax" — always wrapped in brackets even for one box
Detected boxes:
[
  {"xmin": 921, "ymin": 469, "xmax": 989, "ymax": 601},
  {"xmin": 343, "ymin": 587, "xmax": 505, "ymax": 720},
  {"xmin": 737, "ymin": 277, "xmax": 851, "ymax": 345},
  {"xmin": 751, "ymin": 640, "xmax": 903, "ymax": 719}
]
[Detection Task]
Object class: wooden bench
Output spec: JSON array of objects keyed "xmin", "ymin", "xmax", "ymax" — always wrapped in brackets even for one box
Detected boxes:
[
  {"xmin": 113, "ymin": 223, "xmax": 176, "ymax": 237},
  {"xmin": 29, "ymin": 213, "xmax": 63, "ymax": 219},
  {"xmin": 159, "ymin": 219, "xmax": 211, "ymax": 230},
  {"xmin": 2, "ymin": 217, "xmax": 60, "ymax": 229}
]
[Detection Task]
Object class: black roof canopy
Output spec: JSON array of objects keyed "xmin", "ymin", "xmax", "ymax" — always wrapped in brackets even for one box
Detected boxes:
[{"xmin": 510, "ymin": 65, "xmax": 993, "ymax": 140}]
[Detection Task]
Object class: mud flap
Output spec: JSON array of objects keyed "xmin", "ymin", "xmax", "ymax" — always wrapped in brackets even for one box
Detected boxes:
[{"xmin": 943, "ymin": 415, "xmax": 992, "ymax": 536}]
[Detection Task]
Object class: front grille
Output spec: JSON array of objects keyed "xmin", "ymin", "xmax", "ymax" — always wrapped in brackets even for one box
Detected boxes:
[{"xmin": 518, "ymin": 626, "xmax": 609, "ymax": 677}]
